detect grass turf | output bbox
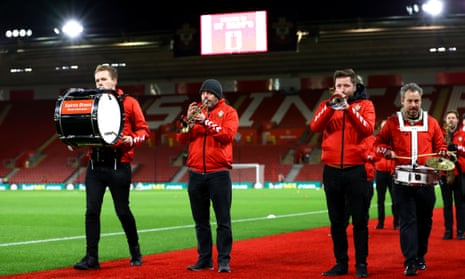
[0,187,444,276]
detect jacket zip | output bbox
[340,111,346,168]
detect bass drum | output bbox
[54,88,124,147]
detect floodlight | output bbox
[62,20,84,38]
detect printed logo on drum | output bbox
[61,100,94,114]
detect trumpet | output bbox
[179,100,208,133]
[328,91,348,110]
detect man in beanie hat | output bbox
[177,79,239,273]
[199,79,223,99]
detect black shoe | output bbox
[187,261,214,271]
[457,233,465,240]
[375,223,384,229]
[218,263,231,273]
[442,231,452,240]
[404,264,417,276]
[416,260,426,271]
[322,263,348,276]
[130,245,142,266]
[73,255,100,270]
[355,263,368,278]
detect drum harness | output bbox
[90,147,122,170]
[395,111,439,186]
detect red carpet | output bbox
[3,208,463,279]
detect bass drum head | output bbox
[96,93,123,145]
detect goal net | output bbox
[231,163,265,189]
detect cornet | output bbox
[179,99,208,133]
[328,90,348,110]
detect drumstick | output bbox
[418,151,456,157]
[392,155,411,160]
[417,153,439,158]
[392,154,435,160]
[393,151,456,160]
[104,131,118,136]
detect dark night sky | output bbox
[1,0,464,37]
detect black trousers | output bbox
[188,170,233,265]
[375,170,399,226]
[392,183,435,267]
[439,174,465,234]
[84,162,139,257]
[323,165,370,266]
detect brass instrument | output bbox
[443,122,457,183]
[179,100,208,133]
[328,90,348,110]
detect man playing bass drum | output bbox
[71,64,151,270]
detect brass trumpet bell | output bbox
[178,100,208,133]
[328,92,348,110]
[425,157,455,171]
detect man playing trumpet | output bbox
[177,79,239,273]
[311,69,375,278]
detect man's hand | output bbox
[438,149,448,158]
[376,147,394,159]
[121,135,134,146]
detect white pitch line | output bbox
[0,210,326,247]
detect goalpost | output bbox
[232,163,265,189]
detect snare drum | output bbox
[394,165,439,186]
[54,88,124,147]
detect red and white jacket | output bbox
[310,86,376,167]
[176,99,239,173]
[374,111,447,168]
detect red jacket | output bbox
[365,135,396,176]
[176,99,239,173]
[310,92,375,166]
[374,111,447,167]
[375,156,395,175]
[450,126,465,174]
[87,88,151,163]
[365,161,375,181]
[362,135,376,181]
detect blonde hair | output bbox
[94,64,118,80]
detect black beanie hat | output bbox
[199,79,223,99]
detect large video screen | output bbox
[201,10,268,55]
